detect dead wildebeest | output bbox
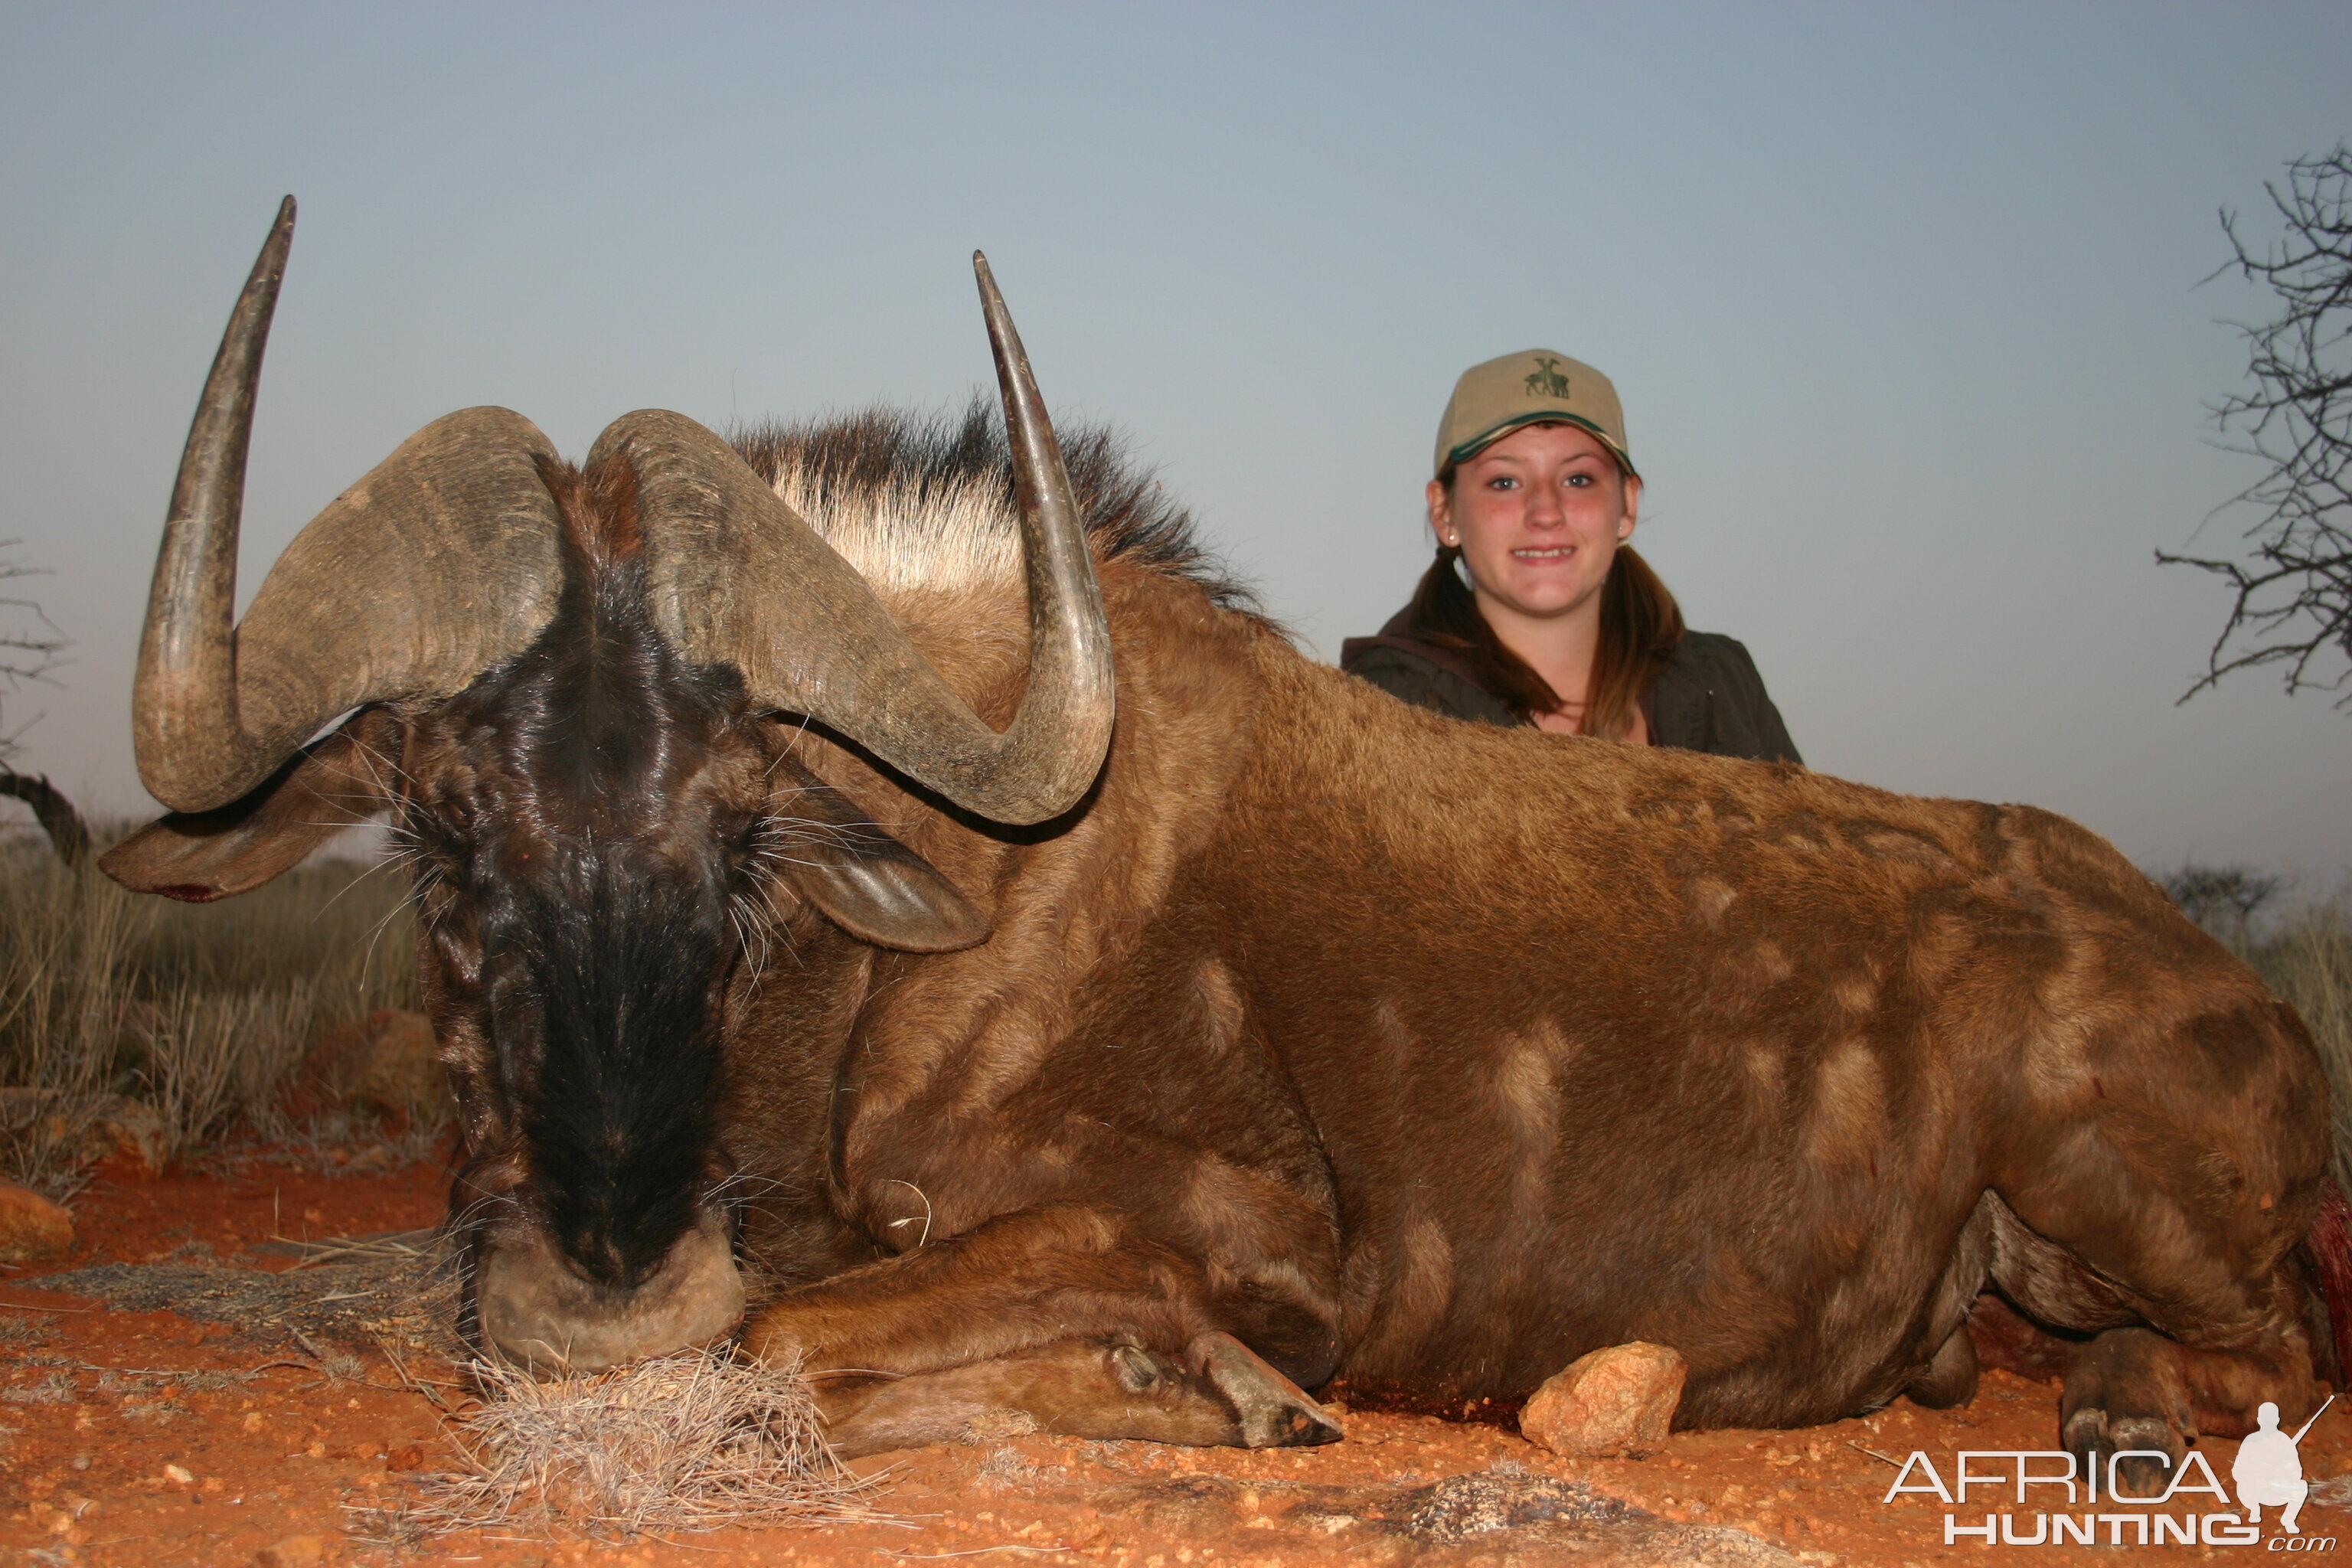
[104,200,2346,1484]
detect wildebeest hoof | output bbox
[1109,1340,1165,1393]
[810,1336,1333,1455]
[1186,1331,1344,1447]
[2105,1416,2187,1498]
[2063,1404,2186,1500]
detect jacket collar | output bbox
[1337,606,1492,690]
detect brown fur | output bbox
[106,417,2335,1467]
[731,536,2332,1462]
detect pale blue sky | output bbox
[3,2,2347,886]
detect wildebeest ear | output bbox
[98,715,397,903]
[768,758,991,952]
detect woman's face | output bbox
[1426,422,1641,624]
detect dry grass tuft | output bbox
[2253,900,2352,1192]
[410,1348,892,1540]
[135,983,319,1166]
[1,838,424,1191]
[0,1314,57,1348]
[0,851,147,1194]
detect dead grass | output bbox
[0,851,145,1194]
[0,1314,57,1349]
[134,983,319,1165]
[0,837,423,1191]
[2252,900,2352,1192]
[408,1348,893,1540]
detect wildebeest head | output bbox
[100,198,1116,1369]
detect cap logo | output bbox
[1524,356,1573,400]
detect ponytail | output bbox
[1583,544,1683,743]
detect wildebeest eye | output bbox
[728,818,785,886]
[394,805,475,892]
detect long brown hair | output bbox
[1404,485,1684,739]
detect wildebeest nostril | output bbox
[475,1210,743,1375]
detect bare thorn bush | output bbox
[2160,861,2287,954]
[414,1348,892,1540]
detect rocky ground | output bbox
[5,1156,2349,1566]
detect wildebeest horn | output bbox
[132,198,567,813]
[612,253,1116,826]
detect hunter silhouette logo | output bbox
[2237,1395,2331,1534]
[1525,356,1573,399]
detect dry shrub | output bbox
[136,983,318,1167]
[0,837,423,1187]
[0,853,145,1194]
[2254,900,2352,1192]
[413,1348,890,1540]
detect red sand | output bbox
[5,1156,2347,1566]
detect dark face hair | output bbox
[406,459,769,1289]
[98,397,1247,1308]
[374,410,1251,1293]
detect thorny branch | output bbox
[2161,146,2352,708]
[0,539,69,766]
[0,538,88,866]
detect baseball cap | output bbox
[1434,350,1637,479]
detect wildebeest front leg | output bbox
[1998,1212,2323,1492]
[1981,984,2332,1491]
[742,1203,1343,1451]
[2059,1293,2321,1496]
[1988,1160,2324,1493]
[812,1334,1338,1457]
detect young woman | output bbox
[1341,350,1799,762]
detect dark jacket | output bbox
[1339,610,1802,764]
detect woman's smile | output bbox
[1428,422,1638,626]
[1344,344,1798,758]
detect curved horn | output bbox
[133,200,567,813]
[619,254,1115,826]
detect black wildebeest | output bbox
[104,201,2344,1477]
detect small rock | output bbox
[254,1535,326,1568]
[163,1462,194,1485]
[0,1180,74,1262]
[306,1009,446,1116]
[1521,1341,1687,1459]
